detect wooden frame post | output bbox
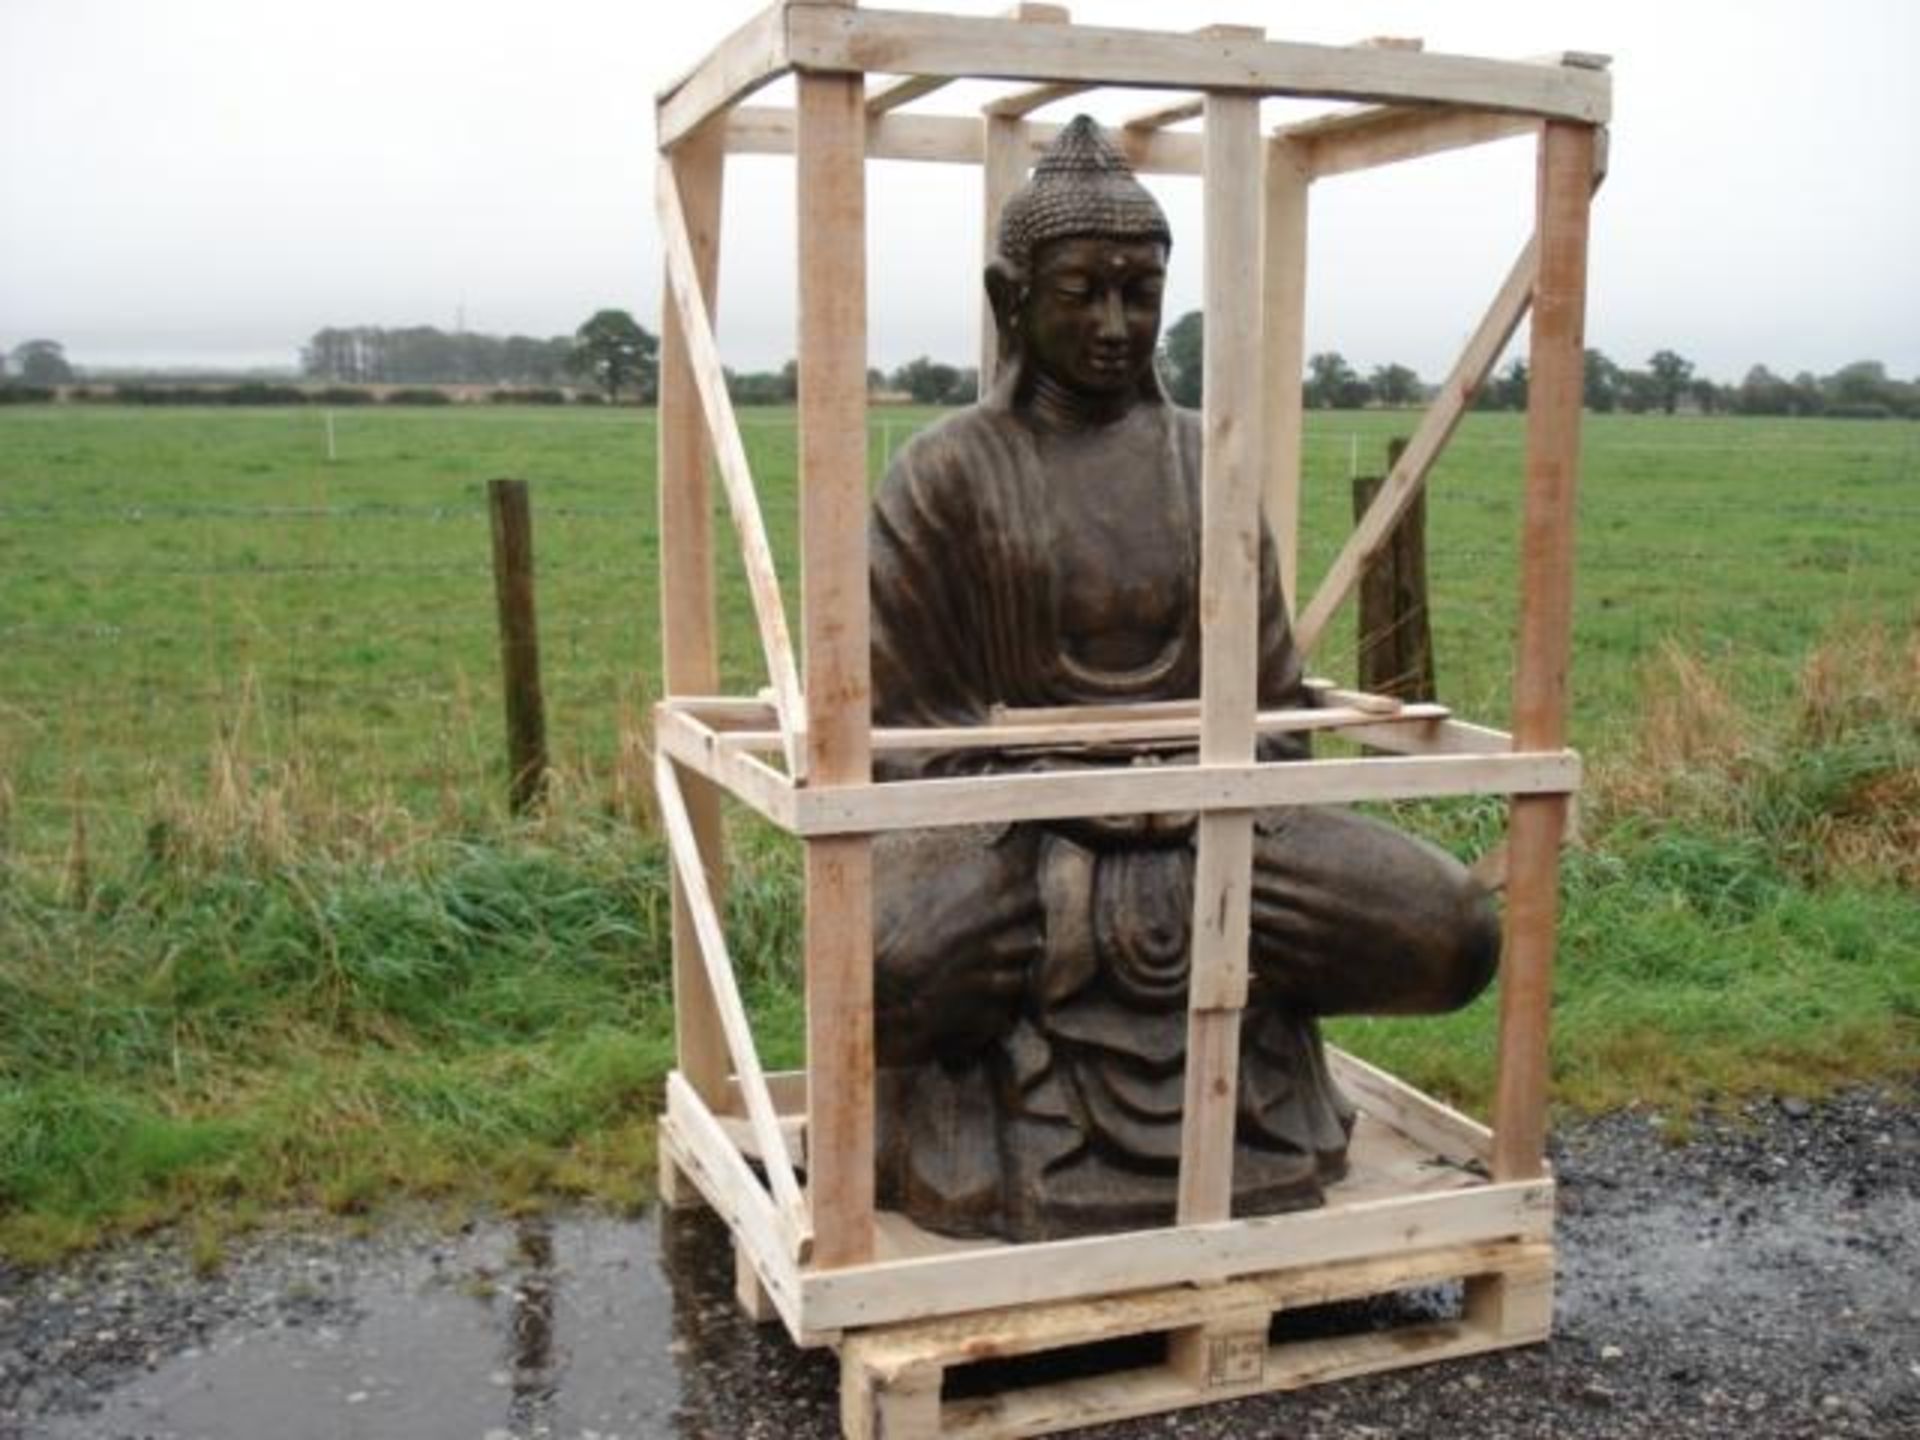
[1491,120,1594,1181]
[1176,91,1264,1226]
[657,117,731,1107]
[796,65,876,1269]
[1260,135,1310,617]
[979,113,1025,388]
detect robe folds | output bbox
[867,396,1500,1241]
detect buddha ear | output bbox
[983,260,1025,340]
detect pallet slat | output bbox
[843,1240,1554,1438]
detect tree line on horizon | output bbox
[7,313,1918,419]
[1156,311,1920,420]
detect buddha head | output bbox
[986,116,1172,407]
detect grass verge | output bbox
[1,627,1914,1259]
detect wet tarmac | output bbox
[31,1216,693,1440]
[8,1085,1918,1438]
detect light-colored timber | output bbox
[796,69,877,1269]
[654,753,809,1234]
[785,749,1581,836]
[780,8,1609,124]
[1493,119,1594,1182]
[658,1054,1550,1336]
[1178,90,1264,1223]
[1290,104,1539,179]
[841,1240,1553,1438]
[651,7,1602,1431]
[729,105,1207,172]
[1260,133,1309,614]
[657,120,732,1108]
[980,111,1027,384]
[707,699,1455,755]
[658,159,808,775]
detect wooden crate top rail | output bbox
[658,2,1611,150]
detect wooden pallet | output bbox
[840,1239,1553,1439]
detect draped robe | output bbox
[868,394,1499,1241]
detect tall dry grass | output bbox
[1596,622,1920,887]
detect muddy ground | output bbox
[4,1084,1915,1439]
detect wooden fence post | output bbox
[487,477,548,815]
[1352,435,1435,701]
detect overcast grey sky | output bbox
[4,0,1916,381]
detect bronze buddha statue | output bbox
[868,117,1499,1242]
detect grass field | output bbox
[1,403,1915,1258]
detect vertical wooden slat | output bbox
[1177,93,1264,1227]
[1491,120,1594,1182]
[1260,136,1309,616]
[658,119,731,1106]
[980,113,1027,387]
[797,69,875,1269]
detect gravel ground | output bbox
[4,1083,1915,1439]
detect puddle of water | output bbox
[44,1216,684,1440]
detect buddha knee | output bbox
[1427,873,1501,1013]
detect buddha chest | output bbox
[1032,413,1194,676]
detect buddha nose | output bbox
[1093,290,1126,341]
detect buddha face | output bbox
[1020,236,1168,397]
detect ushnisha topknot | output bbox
[996,115,1171,272]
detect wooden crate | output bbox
[651,3,1604,1432]
[840,1240,1553,1438]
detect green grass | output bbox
[1,403,1916,1256]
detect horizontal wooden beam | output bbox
[1327,1046,1491,1167]
[784,7,1610,123]
[790,750,1581,836]
[727,104,1203,172]
[1287,104,1540,180]
[864,73,951,114]
[982,79,1093,117]
[654,704,798,830]
[1122,94,1202,131]
[798,1172,1553,1331]
[710,700,1453,756]
[657,3,788,150]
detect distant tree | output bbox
[13,339,75,386]
[1688,377,1725,414]
[867,366,887,394]
[1823,359,1897,412]
[1790,371,1827,417]
[1736,364,1792,416]
[1646,349,1694,415]
[1475,357,1527,411]
[569,309,657,403]
[725,365,796,405]
[1306,351,1363,409]
[890,355,973,405]
[1160,310,1204,406]
[1616,369,1661,414]
[1583,348,1620,412]
[1368,362,1421,407]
